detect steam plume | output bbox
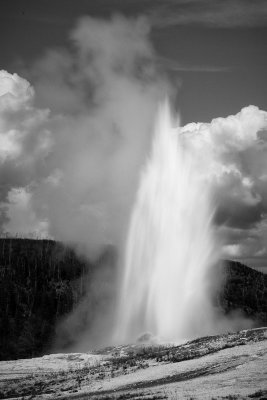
[0,16,168,257]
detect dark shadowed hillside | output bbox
[220,260,267,325]
[0,238,94,360]
[0,238,266,361]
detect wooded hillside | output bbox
[0,238,266,361]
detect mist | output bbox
[0,15,169,256]
[0,15,171,350]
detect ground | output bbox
[0,328,266,399]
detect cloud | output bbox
[0,70,52,194]
[2,188,48,238]
[221,217,267,269]
[149,0,267,28]
[157,56,232,73]
[181,105,267,267]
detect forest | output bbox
[0,238,266,361]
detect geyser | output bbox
[114,100,221,343]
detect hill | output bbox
[220,261,267,324]
[0,238,266,361]
[0,239,93,360]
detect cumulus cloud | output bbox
[0,70,51,199]
[2,188,48,238]
[181,105,267,267]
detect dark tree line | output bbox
[220,261,267,324]
[0,239,91,360]
[0,238,266,361]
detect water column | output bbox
[114,100,219,343]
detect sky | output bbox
[0,0,267,271]
[1,0,267,123]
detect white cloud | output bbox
[181,107,267,267]
[223,244,242,258]
[0,70,33,111]
[0,70,52,191]
[181,106,267,226]
[2,188,48,238]
[0,129,21,162]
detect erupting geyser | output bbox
[114,100,221,343]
